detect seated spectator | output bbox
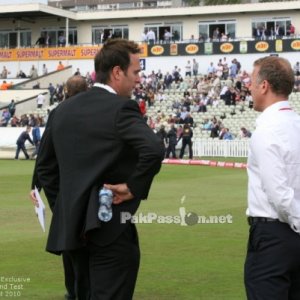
[211,120,222,138]
[167,114,177,124]
[240,127,252,138]
[179,107,188,123]
[198,100,207,112]
[17,70,27,78]
[0,81,12,90]
[220,128,233,140]
[203,118,213,130]
[0,109,11,127]
[10,115,20,127]
[33,82,40,89]
[57,61,65,71]
[223,87,237,106]
[183,113,194,127]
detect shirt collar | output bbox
[93,82,117,94]
[256,100,290,126]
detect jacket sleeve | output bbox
[115,100,164,200]
[36,110,59,211]
[31,162,41,190]
[27,133,34,145]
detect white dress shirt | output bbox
[146,30,155,41]
[247,101,300,233]
[93,82,116,94]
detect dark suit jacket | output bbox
[36,87,164,254]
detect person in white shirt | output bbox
[141,30,147,42]
[163,29,172,43]
[36,93,45,108]
[185,60,192,77]
[245,56,300,299]
[146,29,156,44]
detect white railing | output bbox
[0,128,249,158]
[193,139,249,158]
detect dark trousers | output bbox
[15,143,29,159]
[179,139,193,159]
[62,252,76,299]
[244,221,300,300]
[166,143,176,158]
[67,247,90,300]
[88,223,140,300]
[31,141,40,158]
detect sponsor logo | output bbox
[185,44,199,54]
[291,40,300,50]
[220,43,234,53]
[150,45,164,55]
[255,41,269,52]
[170,43,178,55]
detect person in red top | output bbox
[0,81,12,90]
[138,99,146,116]
[56,61,65,71]
[289,23,295,37]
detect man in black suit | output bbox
[36,39,164,300]
[30,75,88,300]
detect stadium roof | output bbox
[0,3,76,20]
[0,1,300,22]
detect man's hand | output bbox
[29,190,39,207]
[103,183,134,205]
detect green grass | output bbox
[0,159,248,300]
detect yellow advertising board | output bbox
[0,44,148,61]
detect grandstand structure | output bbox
[1,0,300,158]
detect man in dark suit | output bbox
[36,39,164,300]
[15,125,34,159]
[30,75,88,300]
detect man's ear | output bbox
[260,79,269,95]
[111,66,122,81]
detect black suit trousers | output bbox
[88,223,140,300]
[244,221,300,300]
[62,252,76,299]
[67,247,90,300]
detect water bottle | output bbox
[98,187,113,222]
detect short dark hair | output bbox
[66,75,88,97]
[254,56,294,97]
[94,38,141,84]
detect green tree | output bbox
[204,0,242,4]
[184,0,200,6]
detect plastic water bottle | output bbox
[98,187,113,222]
